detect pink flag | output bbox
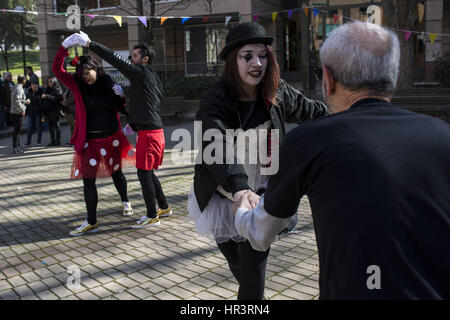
[253,14,259,22]
[0,9,6,13]
[404,31,413,42]
[87,14,95,19]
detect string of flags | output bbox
[0,5,447,45]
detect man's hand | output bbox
[25,99,31,105]
[78,31,91,47]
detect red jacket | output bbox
[51,45,88,153]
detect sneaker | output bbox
[36,143,41,146]
[156,206,172,218]
[122,202,134,217]
[25,142,31,147]
[130,216,160,229]
[69,220,99,236]
[17,147,24,153]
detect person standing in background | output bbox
[10,76,27,153]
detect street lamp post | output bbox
[14,6,27,78]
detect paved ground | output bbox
[0,121,319,300]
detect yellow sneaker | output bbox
[70,220,98,236]
[131,216,160,229]
[122,202,133,217]
[156,206,172,218]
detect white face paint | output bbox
[236,43,268,94]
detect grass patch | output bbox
[0,50,41,83]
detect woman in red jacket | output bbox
[52,35,136,236]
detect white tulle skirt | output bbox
[187,185,245,244]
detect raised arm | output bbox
[51,45,77,91]
[87,41,143,80]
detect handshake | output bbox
[62,31,91,49]
[232,189,260,215]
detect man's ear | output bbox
[323,66,336,96]
[142,56,149,64]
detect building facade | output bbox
[36,0,450,85]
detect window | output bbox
[54,0,120,12]
[184,24,234,75]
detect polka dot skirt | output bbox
[70,129,136,179]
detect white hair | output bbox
[319,22,400,96]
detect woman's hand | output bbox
[112,84,125,97]
[233,189,260,209]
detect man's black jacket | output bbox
[88,41,164,130]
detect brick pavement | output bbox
[0,122,319,300]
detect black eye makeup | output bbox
[239,52,267,63]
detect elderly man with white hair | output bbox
[233,22,450,299]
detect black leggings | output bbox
[11,113,23,148]
[217,239,270,300]
[83,170,128,225]
[137,169,168,218]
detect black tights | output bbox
[217,239,270,300]
[137,168,168,218]
[83,170,128,225]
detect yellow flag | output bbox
[113,16,122,27]
[429,33,437,44]
[418,3,424,23]
[161,17,168,25]
[272,12,278,22]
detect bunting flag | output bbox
[87,14,95,19]
[304,8,309,16]
[225,16,232,26]
[333,14,339,24]
[404,31,413,42]
[313,8,319,18]
[238,14,242,20]
[253,14,259,22]
[138,16,147,27]
[181,17,190,24]
[272,12,278,22]
[288,10,293,20]
[160,17,168,25]
[0,9,6,13]
[418,3,424,23]
[429,33,438,44]
[113,15,122,27]
[202,16,210,23]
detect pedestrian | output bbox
[10,75,27,154]
[25,66,40,89]
[188,22,329,300]
[25,80,43,146]
[0,73,6,129]
[62,86,76,145]
[68,31,172,229]
[41,76,63,146]
[52,35,137,236]
[3,72,15,127]
[233,22,450,299]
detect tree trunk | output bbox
[383,0,420,90]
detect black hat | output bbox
[219,22,274,60]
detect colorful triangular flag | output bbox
[404,31,413,42]
[87,14,95,19]
[161,17,168,25]
[202,16,210,23]
[253,14,259,22]
[429,33,438,44]
[138,16,147,27]
[418,3,424,23]
[1,9,6,13]
[272,12,278,22]
[333,14,339,24]
[113,16,122,27]
[288,10,293,20]
[238,14,242,21]
[225,16,232,26]
[181,17,190,24]
[313,8,319,18]
[304,8,309,16]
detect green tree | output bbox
[0,0,38,72]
